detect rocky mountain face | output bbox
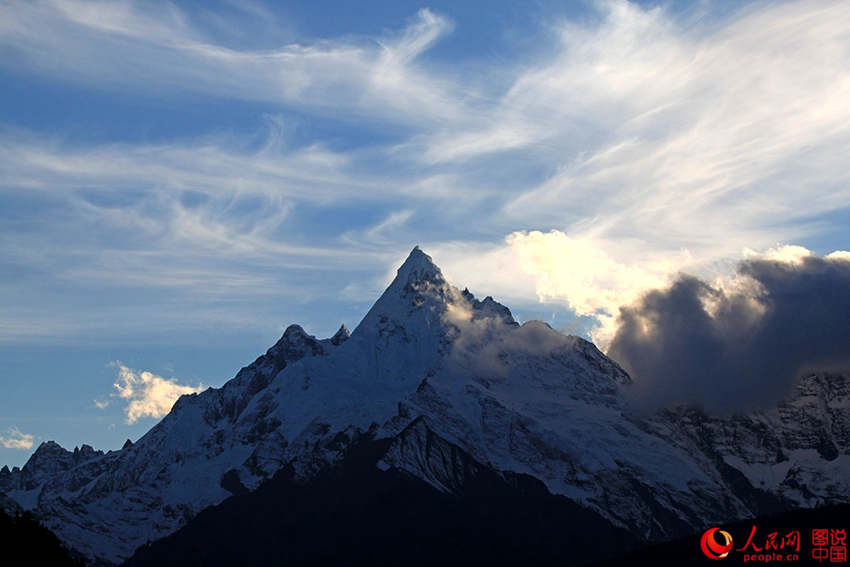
[650,371,850,509]
[1,247,848,564]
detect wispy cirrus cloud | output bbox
[1,0,850,353]
[427,0,850,343]
[0,1,462,127]
[0,123,364,203]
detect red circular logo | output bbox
[701,527,734,560]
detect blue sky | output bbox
[1,0,849,467]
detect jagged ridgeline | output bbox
[1,247,848,565]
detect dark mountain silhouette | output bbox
[123,429,639,567]
[0,507,85,566]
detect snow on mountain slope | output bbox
[1,247,848,564]
[0,322,348,562]
[650,371,850,509]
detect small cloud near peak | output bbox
[0,427,35,450]
[110,362,205,424]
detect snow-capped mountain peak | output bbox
[395,245,445,284]
[352,246,455,340]
[2,248,849,565]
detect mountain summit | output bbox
[1,248,849,564]
[395,245,443,281]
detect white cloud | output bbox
[93,398,110,409]
[1,1,850,349]
[424,1,850,346]
[0,427,35,450]
[506,230,694,347]
[746,244,813,266]
[432,231,693,348]
[0,126,366,204]
[111,362,205,424]
[340,209,415,248]
[0,2,462,127]
[366,210,414,240]
[0,124,396,301]
[491,1,850,249]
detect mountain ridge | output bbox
[1,247,848,564]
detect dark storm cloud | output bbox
[608,254,850,412]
